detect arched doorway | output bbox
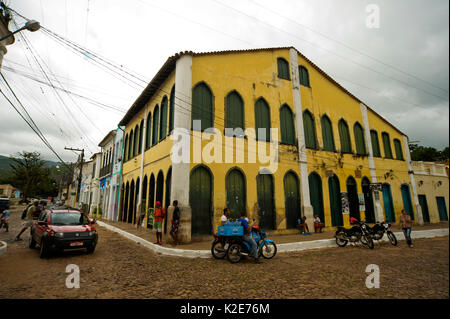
[284,171,301,229]
[134,177,140,224]
[382,183,395,222]
[189,165,213,236]
[328,175,343,226]
[123,182,129,222]
[128,180,135,224]
[309,172,325,224]
[418,195,430,223]
[226,168,247,220]
[156,171,164,207]
[362,177,375,223]
[401,184,414,220]
[142,176,148,216]
[164,167,172,234]
[346,176,360,221]
[257,173,276,230]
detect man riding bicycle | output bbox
[237,212,262,264]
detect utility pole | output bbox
[65,147,84,207]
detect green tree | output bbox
[409,144,449,162]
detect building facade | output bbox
[89,152,102,217]
[98,131,116,219]
[117,47,429,242]
[412,161,449,223]
[106,126,124,221]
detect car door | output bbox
[34,211,48,243]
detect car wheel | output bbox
[86,245,96,254]
[29,234,36,249]
[39,239,49,258]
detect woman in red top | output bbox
[153,201,165,245]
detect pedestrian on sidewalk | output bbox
[15,199,39,240]
[399,209,413,248]
[313,214,324,233]
[169,200,180,246]
[153,201,165,245]
[0,204,10,232]
[297,216,311,235]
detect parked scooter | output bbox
[226,224,277,263]
[364,221,397,245]
[334,217,374,249]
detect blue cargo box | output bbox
[217,225,243,236]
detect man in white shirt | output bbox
[221,208,230,225]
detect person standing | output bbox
[169,200,180,246]
[399,209,413,247]
[0,204,10,232]
[15,200,39,240]
[153,201,165,245]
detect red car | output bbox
[29,208,98,258]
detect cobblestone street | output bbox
[0,208,448,299]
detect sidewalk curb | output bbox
[0,241,7,257]
[97,221,449,258]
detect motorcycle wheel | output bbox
[259,241,277,259]
[335,232,348,247]
[362,234,374,249]
[226,243,242,263]
[211,240,226,259]
[387,231,398,246]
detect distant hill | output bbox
[0,155,60,175]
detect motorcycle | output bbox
[334,217,374,249]
[364,221,397,246]
[226,225,277,263]
[211,233,229,259]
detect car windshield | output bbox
[50,212,89,226]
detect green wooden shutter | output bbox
[128,130,133,160]
[284,172,301,229]
[226,169,246,220]
[418,195,430,222]
[169,86,175,134]
[257,174,275,230]
[303,111,317,149]
[394,139,404,160]
[145,112,151,149]
[255,98,271,141]
[139,120,144,153]
[382,132,393,158]
[152,106,159,146]
[338,120,352,153]
[280,105,295,145]
[401,184,414,220]
[160,97,168,141]
[277,58,290,80]
[192,83,213,131]
[225,91,244,133]
[190,166,213,235]
[299,66,310,87]
[134,125,139,157]
[321,116,335,151]
[354,123,366,155]
[124,134,129,161]
[308,172,325,223]
[436,197,448,221]
[382,184,396,222]
[328,175,343,226]
[370,130,381,157]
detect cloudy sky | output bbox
[0,0,448,163]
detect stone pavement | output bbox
[97,219,449,258]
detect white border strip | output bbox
[97,221,448,258]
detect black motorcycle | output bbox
[335,219,374,249]
[211,233,229,259]
[364,221,397,246]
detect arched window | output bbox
[133,124,139,157]
[277,57,290,80]
[321,115,335,151]
[354,122,366,155]
[299,66,310,87]
[152,105,159,146]
[280,104,295,145]
[370,130,381,157]
[338,119,352,153]
[123,133,129,162]
[160,96,168,141]
[382,132,393,159]
[192,82,213,132]
[145,112,151,149]
[128,129,133,160]
[394,138,404,160]
[169,85,175,134]
[138,119,144,154]
[303,110,317,149]
[255,98,271,141]
[225,91,244,135]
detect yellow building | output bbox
[118,47,430,242]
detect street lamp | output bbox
[0,20,40,41]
